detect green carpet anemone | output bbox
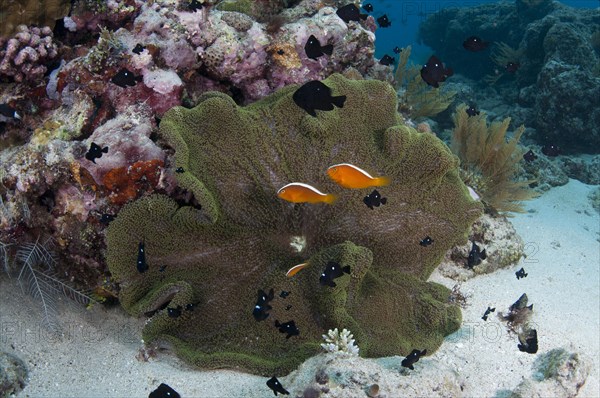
[106,74,482,375]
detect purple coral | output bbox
[175,6,379,101]
[80,105,165,186]
[0,25,58,84]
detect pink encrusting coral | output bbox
[141,69,183,114]
[80,104,165,186]
[0,25,58,84]
[175,5,378,100]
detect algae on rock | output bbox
[106,74,482,375]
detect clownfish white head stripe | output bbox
[277,182,327,196]
[328,163,374,179]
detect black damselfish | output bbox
[393,46,402,54]
[188,0,203,11]
[275,320,300,339]
[401,349,426,370]
[167,305,182,318]
[0,103,21,121]
[137,241,148,273]
[319,261,351,287]
[292,80,346,117]
[99,213,115,225]
[305,35,333,60]
[481,306,495,321]
[419,236,433,247]
[376,14,391,28]
[523,149,538,162]
[363,189,387,209]
[463,36,489,52]
[362,3,373,12]
[132,43,145,54]
[467,241,486,268]
[85,142,108,163]
[279,290,290,298]
[175,167,185,173]
[505,62,520,73]
[253,288,274,321]
[466,105,480,117]
[518,328,538,354]
[266,376,289,396]
[379,54,395,66]
[515,267,528,280]
[336,4,368,23]
[111,68,142,88]
[149,382,180,398]
[420,55,453,88]
[541,144,560,157]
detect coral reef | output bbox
[106,74,482,374]
[0,25,59,84]
[0,0,397,325]
[451,104,538,214]
[321,328,359,356]
[510,348,591,398]
[278,352,466,397]
[79,105,165,185]
[438,213,524,281]
[419,2,600,153]
[0,351,28,396]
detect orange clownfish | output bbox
[327,163,390,189]
[277,183,337,204]
[286,262,309,277]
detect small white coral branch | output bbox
[321,328,359,356]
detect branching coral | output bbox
[394,46,455,119]
[0,25,59,84]
[321,328,359,356]
[106,74,482,375]
[451,104,538,214]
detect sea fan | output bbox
[451,104,539,214]
[14,236,95,333]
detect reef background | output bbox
[1,0,599,395]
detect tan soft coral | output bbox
[451,104,538,214]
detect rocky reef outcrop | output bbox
[419,1,600,154]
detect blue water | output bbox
[370,0,598,61]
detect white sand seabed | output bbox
[1,179,598,397]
